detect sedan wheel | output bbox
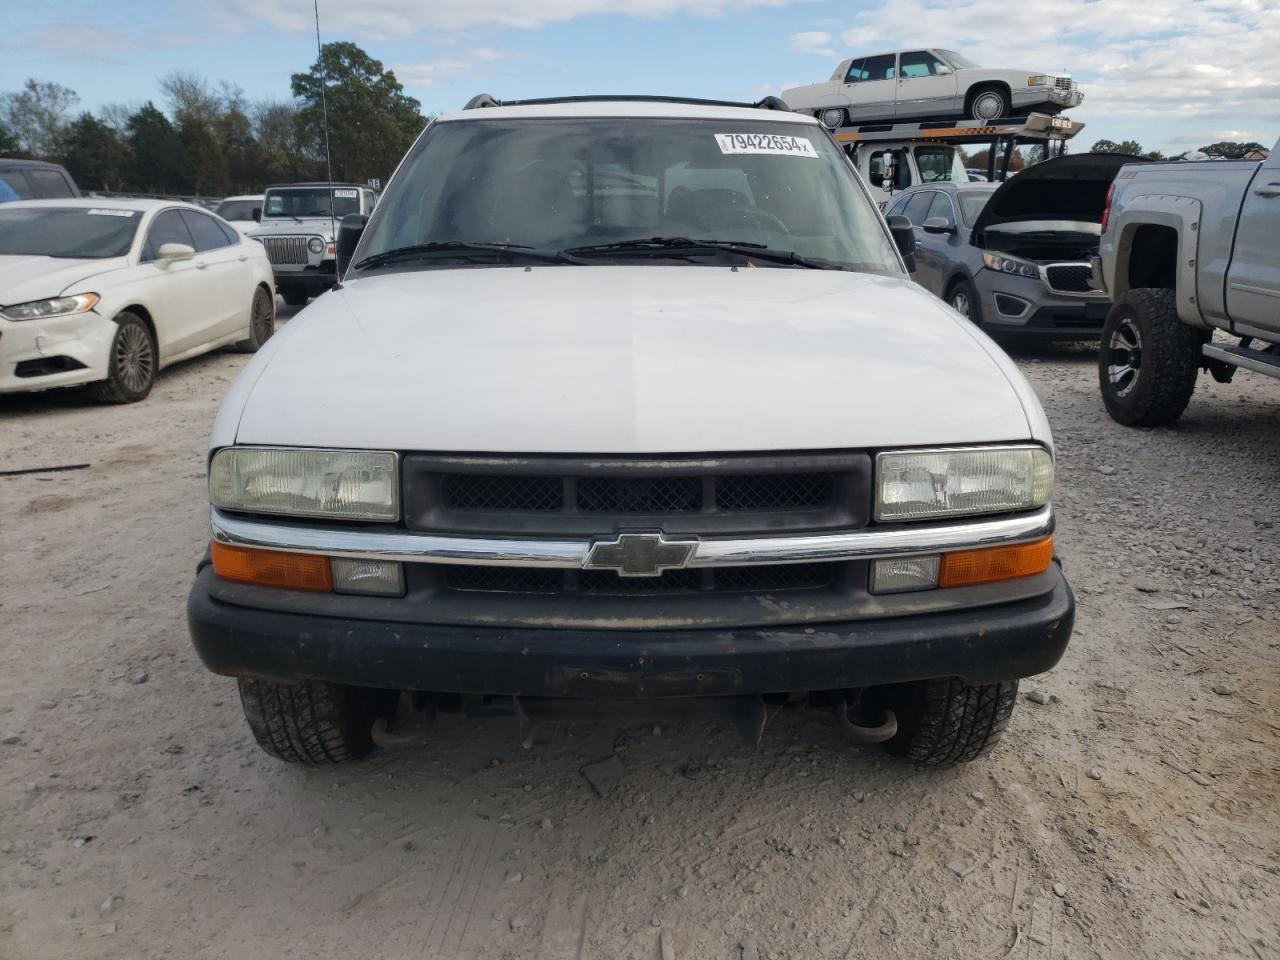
[91,312,156,404]
[237,286,276,353]
[970,89,1009,122]
[819,108,845,129]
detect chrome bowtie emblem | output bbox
[584,531,698,577]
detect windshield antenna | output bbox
[313,0,340,287]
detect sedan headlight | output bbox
[876,446,1053,522]
[983,252,1040,279]
[1,292,100,322]
[210,447,400,521]
[1027,74,1050,86]
[308,237,325,254]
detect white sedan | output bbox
[0,199,275,402]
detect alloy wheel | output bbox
[951,290,971,318]
[115,324,154,395]
[252,288,275,343]
[1106,314,1143,397]
[972,92,1004,121]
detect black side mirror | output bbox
[922,216,955,235]
[251,207,261,223]
[336,214,368,277]
[886,215,917,272]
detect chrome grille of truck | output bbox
[261,236,309,266]
[403,452,872,536]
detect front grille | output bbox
[405,453,872,537]
[441,562,834,595]
[261,236,309,266]
[1044,264,1094,294]
[1054,77,1074,92]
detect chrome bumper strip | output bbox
[211,506,1054,569]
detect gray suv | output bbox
[888,154,1144,337]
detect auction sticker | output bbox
[333,188,358,198]
[87,208,137,217]
[715,133,818,157]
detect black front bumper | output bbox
[187,564,1074,697]
[274,265,336,293]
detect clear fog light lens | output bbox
[877,446,1053,521]
[871,555,940,594]
[331,558,404,596]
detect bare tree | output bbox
[2,79,79,158]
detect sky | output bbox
[3,0,1278,155]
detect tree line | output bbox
[1088,138,1268,160]
[0,42,428,197]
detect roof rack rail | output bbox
[462,94,792,112]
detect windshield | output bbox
[356,117,901,274]
[937,49,980,69]
[0,206,141,258]
[216,199,259,221]
[958,191,992,225]
[915,146,961,183]
[263,187,360,219]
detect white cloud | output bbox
[790,0,1280,125]
[231,0,807,37]
[393,49,508,86]
[790,31,835,57]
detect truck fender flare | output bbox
[1108,194,1206,328]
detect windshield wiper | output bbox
[353,240,581,271]
[563,237,843,271]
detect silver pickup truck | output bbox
[1092,138,1280,425]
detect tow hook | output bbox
[833,692,898,744]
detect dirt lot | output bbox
[2,312,1278,960]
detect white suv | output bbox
[188,96,1074,769]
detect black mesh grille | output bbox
[440,563,834,595]
[1045,265,1093,293]
[578,476,703,513]
[716,473,834,510]
[443,474,563,511]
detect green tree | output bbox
[2,79,79,158]
[1198,140,1266,158]
[291,41,425,185]
[61,113,130,191]
[0,119,21,156]
[1090,138,1146,156]
[253,99,318,184]
[178,114,231,196]
[126,102,189,194]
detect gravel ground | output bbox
[2,313,1277,960]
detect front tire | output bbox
[879,678,1018,765]
[946,277,982,325]
[968,85,1011,122]
[237,678,390,764]
[818,107,846,129]
[1098,288,1201,427]
[91,312,156,404]
[235,285,275,353]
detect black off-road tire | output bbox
[1098,287,1201,427]
[91,312,156,404]
[235,285,275,353]
[880,678,1018,765]
[237,677,389,764]
[279,287,309,307]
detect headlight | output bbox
[1027,74,1050,86]
[983,252,1039,279]
[876,446,1053,522]
[209,447,400,521]
[1,292,100,322]
[308,238,325,254]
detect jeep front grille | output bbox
[261,236,309,266]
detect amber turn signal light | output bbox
[210,541,332,592]
[938,537,1054,589]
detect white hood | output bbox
[222,266,1040,453]
[0,255,124,304]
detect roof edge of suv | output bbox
[462,93,794,113]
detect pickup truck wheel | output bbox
[1099,288,1200,427]
[90,312,156,404]
[235,285,275,353]
[878,678,1018,765]
[280,288,309,307]
[968,86,1010,122]
[237,677,390,764]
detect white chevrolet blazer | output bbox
[188,96,1074,770]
